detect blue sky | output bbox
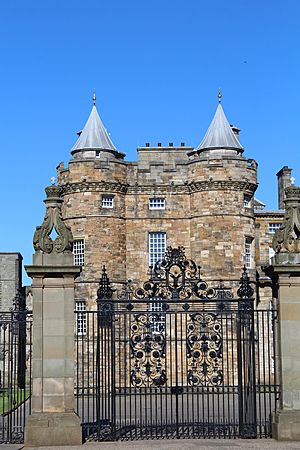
[0,0,299,283]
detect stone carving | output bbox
[62,181,128,195]
[272,186,300,253]
[189,180,257,193]
[33,185,73,253]
[60,179,257,196]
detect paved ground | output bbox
[2,440,300,450]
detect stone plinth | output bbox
[272,410,300,441]
[24,412,81,447]
[268,252,300,441]
[24,252,82,446]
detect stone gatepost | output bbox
[24,185,82,446]
[265,185,300,441]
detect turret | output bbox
[71,93,125,161]
[188,94,258,282]
[57,95,127,307]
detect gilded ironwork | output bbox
[130,313,166,387]
[187,312,223,386]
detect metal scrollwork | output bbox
[237,266,254,301]
[97,266,115,326]
[130,313,166,387]
[134,246,215,300]
[187,312,223,386]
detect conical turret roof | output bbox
[196,103,244,152]
[71,105,117,154]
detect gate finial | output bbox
[97,265,114,302]
[272,186,300,254]
[237,266,254,299]
[33,185,73,254]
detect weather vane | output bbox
[218,89,222,103]
[92,89,96,105]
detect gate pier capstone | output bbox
[24,185,82,446]
[265,185,300,441]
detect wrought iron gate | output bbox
[75,247,280,441]
[0,292,32,443]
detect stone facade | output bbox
[0,252,23,310]
[54,101,290,308]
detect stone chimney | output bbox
[230,125,240,140]
[276,166,292,210]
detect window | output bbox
[75,301,87,335]
[73,239,85,266]
[95,150,101,158]
[149,232,166,267]
[244,195,252,208]
[245,237,252,269]
[268,223,281,234]
[149,198,165,210]
[102,196,114,208]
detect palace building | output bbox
[56,96,290,310]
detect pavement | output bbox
[2,440,300,450]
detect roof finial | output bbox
[92,89,96,106]
[218,89,222,104]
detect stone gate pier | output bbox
[265,185,300,440]
[24,185,82,446]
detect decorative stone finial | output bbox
[33,185,73,254]
[218,89,222,103]
[272,186,300,254]
[92,89,96,105]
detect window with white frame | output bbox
[268,223,281,234]
[75,301,87,335]
[149,198,165,210]
[149,232,166,267]
[101,196,114,208]
[95,150,101,158]
[244,194,252,208]
[73,239,85,266]
[148,233,167,333]
[245,237,252,269]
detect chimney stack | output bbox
[230,125,240,139]
[277,166,292,210]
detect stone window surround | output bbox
[101,194,115,209]
[245,236,253,269]
[149,198,166,210]
[148,232,166,268]
[268,222,281,234]
[73,239,85,266]
[75,300,87,336]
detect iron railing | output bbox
[0,306,32,443]
[75,300,279,441]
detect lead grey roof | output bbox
[196,104,244,152]
[71,105,117,153]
